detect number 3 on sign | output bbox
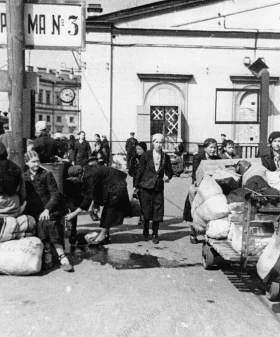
[68,16,79,36]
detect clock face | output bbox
[60,88,75,103]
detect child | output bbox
[24,150,73,272]
[220,140,239,159]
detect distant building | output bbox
[26,66,81,137]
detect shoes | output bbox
[190,235,198,244]
[152,235,159,244]
[59,254,74,272]
[74,246,84,257]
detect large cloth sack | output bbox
[0,215,36,243]
[257,228,280,281]
[206,217,231,239]
[191,177,230,232]
[0,237,43,275]
[266,171,280,190]
[191,176,223,217]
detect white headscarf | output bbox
[152,133,164,142]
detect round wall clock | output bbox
[60,88,75,103]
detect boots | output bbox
[143,219,150,241]
[152,221,159,244]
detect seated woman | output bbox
[183,138,221,244]
[24,150,73,272]
[65,156,131,245]
[261,131,280,171]
[0,142,32,242]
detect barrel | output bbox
[40,162,64,194]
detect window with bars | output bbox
[56,116,62,123]
[150,106,179,148]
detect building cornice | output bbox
[230,75,279,84]
[137,73,193,82]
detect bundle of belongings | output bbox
[191,158,280,281]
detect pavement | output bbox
[1,173,280,337]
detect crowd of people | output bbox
[1,119,280,275]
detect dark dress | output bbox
[261,147,277,172]
[24,167,66,246]
[101,139,110,165]
[73,140,91,166]
[79,166,131,229]
[134,150,173,222]
[128,154,143,185]
[33,135,60,163]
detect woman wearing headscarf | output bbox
[134,134,173,244]
[65,157,131,245]
[261,131,280,171]
[129,141,147,226]
[183,138,221,244]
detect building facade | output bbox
[27,67,81,137]
[81,0,280,153]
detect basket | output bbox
[40,163,64,194]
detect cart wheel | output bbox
[202,243,215,270]
[266,282,280,301]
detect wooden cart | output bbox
[202,194,280,301]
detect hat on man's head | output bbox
[268,131,280,144]
[130,132,135,136]
[101,135,107,138]
[54,132,62,139]
[0,141,8,160]
[24,150,39,163]
[35,121,47,133]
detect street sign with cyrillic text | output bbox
[0,1,85,50]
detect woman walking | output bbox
[134,134,173,244]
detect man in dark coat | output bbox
[33,121,60,163]
[125,132,138,169]
[73,131,91,166]
[65,157,131,245]
[101,135,110,165]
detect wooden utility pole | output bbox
[6,0,25,168]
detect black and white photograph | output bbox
[1,0,280,336]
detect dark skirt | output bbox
[37,217,65,248]
[139,187,164,222]
[100,189,131,230]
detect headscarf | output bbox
[152,133,164,142]
[137,141,147,151]
[68,165,83,177]
[24,150,39,163]
[35,121,47,133]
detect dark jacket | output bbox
[73,140,91,166]
[79,165,129,210]
[192,152,221,183]
[134,150,173,191]
[33,135,60,163]
[24,167,62,220]
[125,137,138,154]
[128,154,143,184]
[261,147,277,172]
